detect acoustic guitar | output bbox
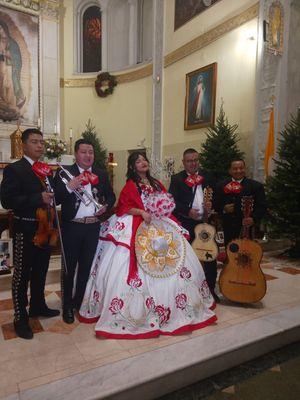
[219,196,266,303]
[192,187,218,262]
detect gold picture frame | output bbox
[184,62,217,130]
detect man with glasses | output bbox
[169,148,219,303]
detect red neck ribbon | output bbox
[185,174,204,188]
[79,170,99,186]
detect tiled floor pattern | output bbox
[0,250,299,399]
[158,341,300,400]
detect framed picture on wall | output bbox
[0,5,39,127]
[0,239,13,275]
[184,62,217,130]
[174,0,222,31]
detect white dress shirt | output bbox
[190,173,204,220]
[73,166,96,218]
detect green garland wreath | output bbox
[95,72,117,98]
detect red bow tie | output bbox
[223,181,243,194]
[32,161,52,179]
[79,170,99,185]
[185,174,204,188]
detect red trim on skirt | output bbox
[94,315,217,339]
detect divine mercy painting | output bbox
[184,63,217,130]
[0,6,39,125]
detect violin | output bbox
[32,162,58,250]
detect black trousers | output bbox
[61,221,100,310]
[180,216,218,294]
[12,220,51,323]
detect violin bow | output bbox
[44,176,68,276]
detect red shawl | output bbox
[115,179,179,284]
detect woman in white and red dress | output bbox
[78,152,217,339]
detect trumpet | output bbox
[57,164,105,213]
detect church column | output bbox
[128,0,138,66]
[151,0,164,177]
[99,0,109,71]
[40,0,61,135]
[253,0,300,181]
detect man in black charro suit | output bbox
[54,139,115,324]
[214,159,267,246]
[169,148,219,303]
[0,128,59,340]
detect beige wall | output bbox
[163,17,258,175]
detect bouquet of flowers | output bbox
[145,192,175,219]
[44,137,67,159]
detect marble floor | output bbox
[0,250,299,400]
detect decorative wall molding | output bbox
[0,0,39,13]
[40,0,60,21]
[0,0,60,19]
[61,64,153,88]
[60,3,259,88]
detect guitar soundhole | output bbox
[237,252,251,266]
[229,243,239,253]
[199,230,210,242]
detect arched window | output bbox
[82,6,102,72]
[75,0,107,73]
[74,0,152,74]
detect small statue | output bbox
[10,123,23,159]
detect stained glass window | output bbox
[83,6,101,73]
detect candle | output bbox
[54,123,57,134]
[69,128,73,138]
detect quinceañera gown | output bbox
[78,179,217,339]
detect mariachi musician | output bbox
[0,128,60,340]
[169,148,219,303]
[214,159,267,246]
[53,139,116,324]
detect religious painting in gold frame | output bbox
[0,5,39,126]
[184,62,217,131]
[268,1,284,55]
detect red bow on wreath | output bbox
[185,174,204,188]
[223,181,243,194]
[79,170,99,186]
[32,161,53,179]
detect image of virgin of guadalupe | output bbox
[0,19,26,122]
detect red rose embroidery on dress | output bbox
[109,297,124,315]
[129,277,142,288]
[200,280,210,299]
[180,267,192,279]
[114,221,125,231]
[146,297,155,311]
[93,290,100,303]
[175,293,187,310]
[155,305,171,326]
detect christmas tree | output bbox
[81,119,107,169]
[265,111,300,257]
[199,105,244,181]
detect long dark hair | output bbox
[126,151,161,190]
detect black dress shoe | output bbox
[14,321,33,340]
[63,308,74,324]
[29,307,60,318]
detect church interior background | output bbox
[0,0,300,399]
